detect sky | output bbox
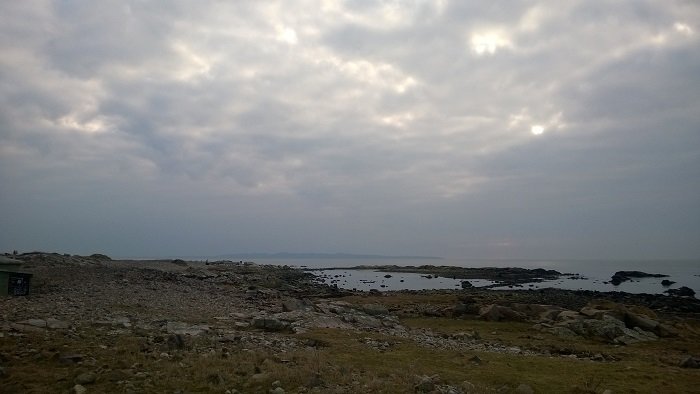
[1,1,699,259]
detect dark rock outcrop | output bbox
[665,286,696,297]
[610,271,668,285]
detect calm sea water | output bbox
[251,258,700,295]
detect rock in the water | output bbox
[611,271,668,285]
[665,286,695,297]
[661,279,675,287]
[75,372,96,385]
[461,280,473,288]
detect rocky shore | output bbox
[1,253,700,393]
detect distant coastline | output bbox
[115,252,444,261]
[209,252,444,260]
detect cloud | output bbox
[1,1,698,258]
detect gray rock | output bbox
[415,375,437,393]
[18,319,47,328]
[516,383,534,394]
[361,303,389,316]
[166,321,209,336]
[281,298,315,312]
[269,387,285,394]
[75,372,96,385]
[72,384,87,394]
[624,312,659,332]
[252,318,290,332]
[478,304,526,322]
[46,318,70,330]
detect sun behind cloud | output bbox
[531,125,545,135]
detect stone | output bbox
[679,356,700,368]
[18,319,47,328]
[72,384,87,394]
[415,375,437,393]
[661,279,675,286]
[281,298,315,312]
[515,383,535,394]
[167,334,186,350]
[75,372,96,385]
[478,304,526,322]
[46,318,70,330]
[461,280,473,288]
[59,354,85,364]
[166,321,209,336]
[269,388,285,394]
[252,318,290,332]
[360,304,389,316]
[665,286,695,297]
[453,330,480,340]
[249,372,269,383]
[624,312,659,332]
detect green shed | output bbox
[0,256,32,296]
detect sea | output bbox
[247,258,700,295]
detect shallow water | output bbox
[255,258,700,294]
[312,269,498,291]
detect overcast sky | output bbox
[1,1,699,259]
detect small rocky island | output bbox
[1,252,700,393]
[609,271,669,286]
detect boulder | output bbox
[680,356,700,368]
[511,303,565,321]
[75,372,96,385]
[515,384,534,394]
[665,286,695,297]
[166,321,209,336]
[360,304,389,316]
[252,318,290,332]
[46,318,70,330]
[479,305,526,322]
[452,303,479,317]
[281,298,316,312]
[624,312,659,332]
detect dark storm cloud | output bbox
[0,1,698,258]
